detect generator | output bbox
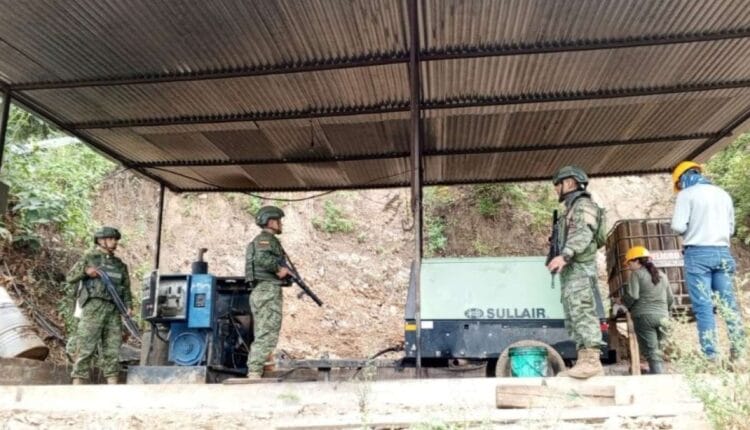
[130,249,253,383]
[404,257,613,373]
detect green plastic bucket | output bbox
[509,346,548,377]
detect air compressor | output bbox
[136,249,253,379]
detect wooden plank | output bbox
[626,312,641,375]
[496,384,617,409]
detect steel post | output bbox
[0,89,11,171]
[154,183,165,270]
[407,0,423,377]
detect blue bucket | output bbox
[509,346,548,377]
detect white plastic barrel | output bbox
[0,287,49,360]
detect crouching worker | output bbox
[623,246,673,374]
[67,227,132,385]
[245,206,291,379]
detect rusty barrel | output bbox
[605,219,690,314]
[0,287,48,360]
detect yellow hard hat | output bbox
[625,246,650,263]
[671,161,702,193]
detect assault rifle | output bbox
[277,255,324,307]
[546,209,560,289]
[97,269,142,341]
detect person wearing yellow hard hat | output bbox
[671,161,746,362]
[623,246,673,374]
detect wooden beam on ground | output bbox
[496,383,624,409]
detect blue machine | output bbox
[141,250,253,373]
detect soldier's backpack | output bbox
[593,204,607,249]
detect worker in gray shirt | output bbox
[671,161,745,362]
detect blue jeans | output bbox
[684,246,746,358]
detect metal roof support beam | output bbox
[128,132,718,168]
[0,89,11,171]
[688,104,750,161]
[7,91,173,190]
[11,27,750,91]
[407,0,423,378]
[70,79,750,130]
[154,183,166,270]
[175,167,670,193]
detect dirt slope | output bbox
[62,172,749,360]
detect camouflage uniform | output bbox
[67,248,131,379]
[624,268,673,365]
[245,229,285,374]
[556,190,605,350]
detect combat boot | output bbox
[567,348,604,379]
[106,376,119,385]
[648,359,664,375]
[71,378,85,385]
[557,349,582,377]
[246,371,262,380]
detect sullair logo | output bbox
[464,307,547,319]
[464,308,485,319]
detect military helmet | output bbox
[255,205,285,227]
[552,165,589,186]
[94,226,121,244]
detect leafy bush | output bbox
[312,200,354,234]
[0,105,115,245]
[664,275,750,429]
[245,196,263,216]
[707,133,750,245]
[424,215,447,256]
[423,187,456,256]
[471,183,557,231]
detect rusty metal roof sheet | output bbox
[2,0,750,191]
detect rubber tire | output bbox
[495,340,566,377]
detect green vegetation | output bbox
[425,216,448,255]
[472,238,492,256]
[471,183,557,231]
[664,275,750,430]
[707,133,750,245]
[0,105,115,247]
[423,187,456,256]
[312,200,355,233]
[245,196,263,216]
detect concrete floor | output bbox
[0,375,711,429]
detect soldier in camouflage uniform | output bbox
[245,206,290,379]
[67,227,132,385]
[547,166,606,379]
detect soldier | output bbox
[245,206,290,379]
[546,166,606,378]
[67,227,132,385]
[623,246,674,374]
[671,161,745,362]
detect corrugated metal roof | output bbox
[2,0,750,191]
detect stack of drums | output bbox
[605,219,690,314]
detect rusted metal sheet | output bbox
[1,1,750,191]
[0,288,48,361]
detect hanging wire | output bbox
[144,165,414,203]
